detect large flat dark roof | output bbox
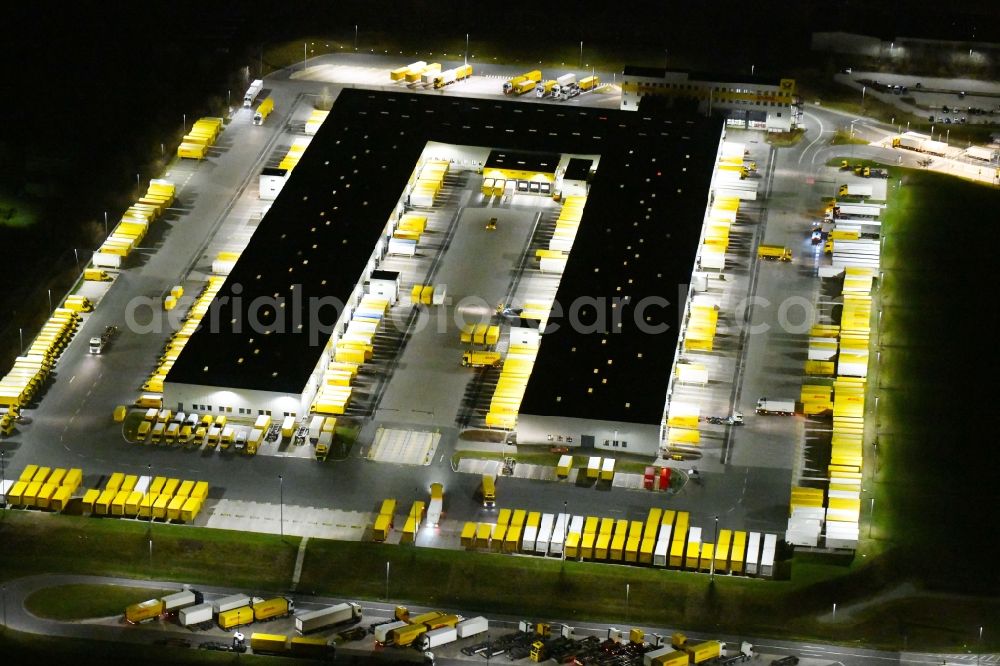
[167,89,720,419]
[519,121,719,425]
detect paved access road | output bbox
[4,572,982,666]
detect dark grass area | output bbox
[24,584,173,621]
[874,168,1000,592]
[0,512,298,591]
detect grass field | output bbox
[0,193,37,229]
[0,512,298,591]
[24,584,172,621]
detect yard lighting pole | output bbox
[74,248,79,270]
[869,497,875,537]
[136,173,141,198]
[711,516,719,582]
[563,501,568,561]
[147,464,153,568]
[182,113,186,134]
[47,289,52,313]
[978,626,983,665]
[579,41,583,69]
[18,328,23,351]
[465,33,469,65]
[625,583,630,622]
[104,211,109,237]
[303,43,307,70]
[278,474,284,538]
[832,603,837,620]
[354,25,358,51]
[946,129,950,145]
[385,560,390,600]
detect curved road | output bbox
[2,573,991,665]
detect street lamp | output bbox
[579,41,583,69]
[869,497,875,537]
[147,463,153,567]
[354,25,358,51]
[47,289,52,312]
[278,474,284,537]
[711,516,719,582]
[385,561,390,600]
[103,211,109,237]
[625,583,630,622]
[562,501,568,561]
[18,328,23,352]
[946,129,950,145]
[465,33,469,65]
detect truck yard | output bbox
[3,40,984,662]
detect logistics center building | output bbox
[620,67,802,132]
[163,89,723,456]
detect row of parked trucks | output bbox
[374,606,489,650]
[390,61,473,89]
[125,589,362,633]
[502,70,600,99]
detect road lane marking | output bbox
[68,375,76,383]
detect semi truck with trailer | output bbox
[757,245,792,261]
[552,73,576,96]
[125,598,164,624]
[252,596,294,622]
[417,626,458,650]
[427,483,444,527]
[295,601,362,634]
[503,70,542,94]
[244,80,264,107]
[161,589,202,614]
[461,351,501,367]
[837,184,874,198]
[253,97,274,125]
[755,398,796,416]
[89,325,118,354]
[578,75,600,92]
[536,80,558,97]
[178,602,213,627]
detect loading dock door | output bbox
[580,435,595,450]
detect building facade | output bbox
[620,67,802,132]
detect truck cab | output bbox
[89,325,118,354]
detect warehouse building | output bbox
[620,67,802,132]
[163,89,722,456]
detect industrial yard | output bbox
[2,5,1000,663]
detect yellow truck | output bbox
[757,245,792,261]
[462,350,501,368]
[503,70,541,94]
[218,606,254,630]
[578,75,600,92]
[253,97,274,125]
[125,598,164,624]
[253,596,294,621]
[480,474,496,507]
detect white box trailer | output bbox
[244,79,264,107]
[162,590,200,612]
[419,626,458,650]
[923,140,948,156]
[898,131,929,151]
[0,479,14,505]
[535,513,554,555]
[760,533,777,577]
[967,145,997,162]
[179,602,213,626]
[835,203,881,219]
[375,620,408,644]
[755,398,796,415]
[295,602,362,634]
[308,415,325,444]
[842,184,873,197]
[456,616,489,639]
[549,513,567,556]
[746,532,761,575]
[554,73,577,94]
[213,593,250,614]
[92,252,122,269]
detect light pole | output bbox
[562,501,568,561]
[103,211,109,237]
[303,43,307,70]
[625,583,630,622]
[465,33,469,65]
[47,289,52,312]
[946,128,950,145]
[977,625,983,665]
[182,113,186,134]
[278,474,284,538]
[711,516,719,581]
[869,497,875,537]
[136,173,141,198]
[18,328,23,351]
[861,85,866,108]
[579,41,583,69]
[73,248,79,271]
[354,25,358,51]
[147,463,153,567]
[832,602,837,620]
[385,560,390,600]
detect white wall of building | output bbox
[516,413,661,457]
[163,381,308,420]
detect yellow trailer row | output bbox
[141,276,225,404]
[305,109,329,136]
[80,473,208,522]
[96,179,175,265]
[177,117,223,160]
[400,501,425,543]
[458,323,500,346]
[4,465,83,511]
[313,295,389,416]
[1,309,80,410]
